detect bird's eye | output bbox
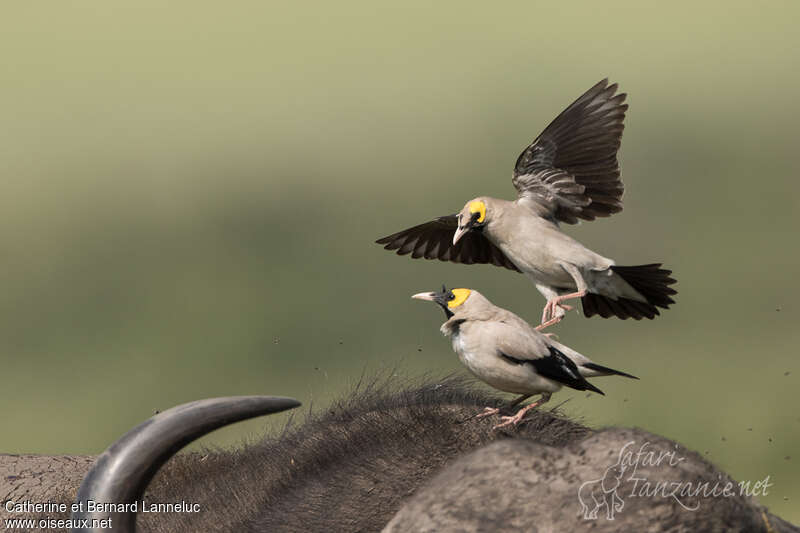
[446,291,455,300]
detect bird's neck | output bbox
[440,318,466,337]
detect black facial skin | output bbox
[457,211,483,232]
[432,284,456,318]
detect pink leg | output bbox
[476,394,531,420]
[535,315,561,331]
[476,407,500,419]
[539,290,587,327]
[537,301,574,330]
[492,393,552,429]
[540,300,571,324]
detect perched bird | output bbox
[378,79,677,329]
[412,286,638,428]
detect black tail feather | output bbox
[581,380,605,396]
[582,263,677,320]
[581,362,639,380]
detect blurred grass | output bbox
[1,0,798,523]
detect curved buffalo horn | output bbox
[70,395,301,533]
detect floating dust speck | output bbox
[273,337,280,344]
[776,307,781,312]
[785,371,791,376]
[721,436,726,442]
[747,428,753,431]
[417,347,423,352]
[623,398,628,403]
[338,340,344,345]
[768,437,773,443]
[585,393,592,398]
[785,456,791,461]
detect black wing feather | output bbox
[512,79,627,224]
[376,215,520,272]
[501,346,604,395]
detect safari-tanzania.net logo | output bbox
[577,440,772,521]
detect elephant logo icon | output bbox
[578,454,628,520]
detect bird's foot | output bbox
[539,293,583,328]
[492,402,539,430]
[535,318,559,332]
[540,300,569,326]
[536,310,565,331]
[476,407,501,419]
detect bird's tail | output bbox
[582,263,677,320]
[580,362,639,380]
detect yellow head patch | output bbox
[447,288,472,309]
[468,200,486,223]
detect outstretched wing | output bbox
[375,215,519,271]
[512,79,627,224]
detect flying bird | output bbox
[412,286,638,429]
[378,79,676,329]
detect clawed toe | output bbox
[492,414,523,430]
[476,407,500,419]
[491,398,545,430]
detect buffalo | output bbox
[2,377,796,532]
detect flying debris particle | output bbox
[784,371,791,376]
[585,393,592,398]
[721,436,726,442]
[314,367,320,371]
[338,340,344,345]
[776,306,781,312]
[417,347,423,352]
[273,337,280,344]
[768,437,773,443]
[623,398,628,403]
[785,456,791,461]
[747,427,753,431]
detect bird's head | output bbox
[452,198,488,245]
[412,285,472,319]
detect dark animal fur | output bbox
[19,376,795,533]
[30,376,587,532]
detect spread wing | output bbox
[512,78,627,224]
[375,215,519,271]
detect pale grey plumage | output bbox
[412,287,637,427]
[378,79,677,327]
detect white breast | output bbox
[451,331,560,396]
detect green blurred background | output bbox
[2,0,798,522]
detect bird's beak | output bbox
[411,292,437,301]
[452,225,469,245]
